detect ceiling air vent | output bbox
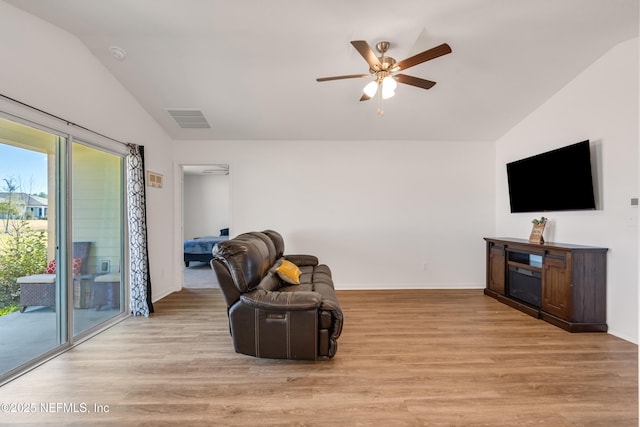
[166,109,211,129]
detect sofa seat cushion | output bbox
[298,264,332,287]
[278,263,336,304]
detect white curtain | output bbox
[126,144,153,316]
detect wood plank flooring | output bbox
[0,288,637,426]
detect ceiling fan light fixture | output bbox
[381,76,397,99]
[382,76,397,91]
[317,39,452,114]
[363,80,379,97]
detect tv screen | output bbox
[506,140,596,213]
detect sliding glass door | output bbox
[0,116,126,382]
[0,117,64,376]
[72,141,124,336]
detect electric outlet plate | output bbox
[100,260,110,273]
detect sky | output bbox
[0,144,49,195]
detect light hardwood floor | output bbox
[0,288,637,426]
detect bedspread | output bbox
[184,236,228,266]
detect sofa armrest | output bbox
[240,289,322,311]
[284,254,318,267]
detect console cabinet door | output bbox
[488,244,505,295]
[541,252,572,320]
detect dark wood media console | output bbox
[484,237,608,332]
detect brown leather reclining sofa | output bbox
[211,230,343,360]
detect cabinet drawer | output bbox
[544,251,567,267]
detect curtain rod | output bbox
[1,93,129,147]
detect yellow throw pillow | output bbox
[275,259,302,285]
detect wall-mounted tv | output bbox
[506,140,596,213]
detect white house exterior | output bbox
[0,192,48,219]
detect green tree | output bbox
[0,220,47,313]
[0,200,20,233]
[1,177,21,233]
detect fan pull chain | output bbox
[377,85,384,116]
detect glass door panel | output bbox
[71,142,124,336]
[0,118,64,376]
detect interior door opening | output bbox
[181,164,230,289]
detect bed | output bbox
[184,235,228,267]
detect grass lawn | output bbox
[0,220,48,246]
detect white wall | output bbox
[183,173,229,239]
[174,139,496,289]
[0,1,177,302]
[494,38,639,343]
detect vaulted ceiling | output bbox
[6,0,638,141]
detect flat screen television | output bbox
[506,140,596,213]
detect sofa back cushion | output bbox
[213,233,273,293]
[262,230,285,259]
[243,232,278,266]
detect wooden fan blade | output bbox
[351,40,382,70]
[396,74,437,90]
[360,93,371,101]
[394,43,452,71]
[316,74,370,82]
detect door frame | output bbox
[173,161,231,292]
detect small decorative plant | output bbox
[529,217,547,244]
[531,216,547,225]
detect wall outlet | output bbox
[100,260,110,273]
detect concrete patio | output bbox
[0,305,119,375]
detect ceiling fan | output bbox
[316,40,452,114]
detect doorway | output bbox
[181,164,230,288]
